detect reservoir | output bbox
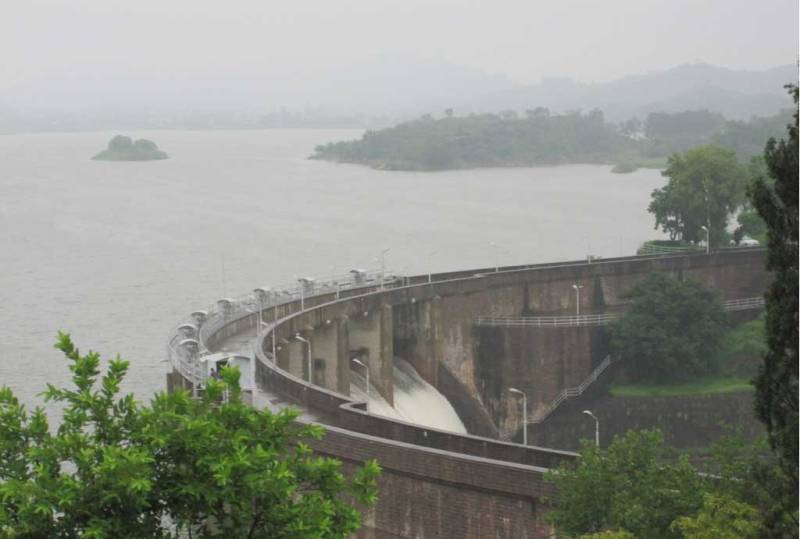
[0,129,665,411]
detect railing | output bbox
[723,297,765,311]
[477,297,765,328]
[499,355,617,440]
[477,313,617,328]
[531,355,615,424]
[637,243,705,256]
[166,269,403,386]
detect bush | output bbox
[610,273,727,383]
[0,333,379,537]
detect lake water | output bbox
[0,129,665,410]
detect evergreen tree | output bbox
[748,84,798,534]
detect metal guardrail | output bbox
[477,297,765,328]
[166,269,403,386]
[499,355,617,440]
[477,313,617,328]
[723,297,766,311]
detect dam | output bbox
[166,248,769,538]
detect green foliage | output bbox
[93,135,168,161]
[648,145,747,245]
[581,530,636,539]
[713,316,767,378]
[0,333,379,538]
[546,428,787,538]
[749,84,799,532]
[545,430,707,538]
[644,110,727,155]
[608,377,752,397]
[609,273,728,383]
[711,109,796,161]
[638,109,793,161]
[311,109,638,170]
[734,209,767,244]
[670,494,760,539]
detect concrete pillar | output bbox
[401,296,441,387]
[335,315,350,395]
[348,305,394,405]
[286,339,307,380]
[378,302,394,405]
[311,317,350,394]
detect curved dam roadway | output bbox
[166,248,769,539]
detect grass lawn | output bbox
[609,376,754,397]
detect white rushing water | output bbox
[0,129,665,412]
[350,358,467,434]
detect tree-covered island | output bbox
[93,135,169,161]
[310,107,792,172]
[312,109,638,170]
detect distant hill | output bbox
[463,63,796,121]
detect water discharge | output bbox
[350,358,467,433]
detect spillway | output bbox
[350,358,467,434]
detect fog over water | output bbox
[0,129,665,411]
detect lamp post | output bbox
[297,279,305,311]
[427,250,438,283]
[379,248,391,290]
[508,387,527,445]
[295,334,312,383]
[583,410,600,447]
[572,284,584,316]
[352,358,369,411]
[489,242,504,272]
[701,225,710,255]
[253,287,271,331]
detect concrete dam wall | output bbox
[166,248,770,538]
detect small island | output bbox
[93,135,169,161]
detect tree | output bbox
[648,145,747,246]
[545,430,707,538]
[581,531,635,539]
[670,494,760,539]
[749,84,799,534]
[0,333,379,537]
[609,273,728,383]
[108,134,133,151]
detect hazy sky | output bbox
[2,0,797,112]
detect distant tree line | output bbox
[310,106,793,172]
[312,109,638,170]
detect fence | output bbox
[477,297,765,328]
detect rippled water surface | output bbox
[0,129,665,409]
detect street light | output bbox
[488,242,509,273]
[572,284,584,316]
[582,410,600,447]
[379,248,391,290]
[508,387,527,445]
[700,225,710,255]
[351,358,369,412]
[295,334,312,382]
[427,250,438,283]
[297,279,305,311]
